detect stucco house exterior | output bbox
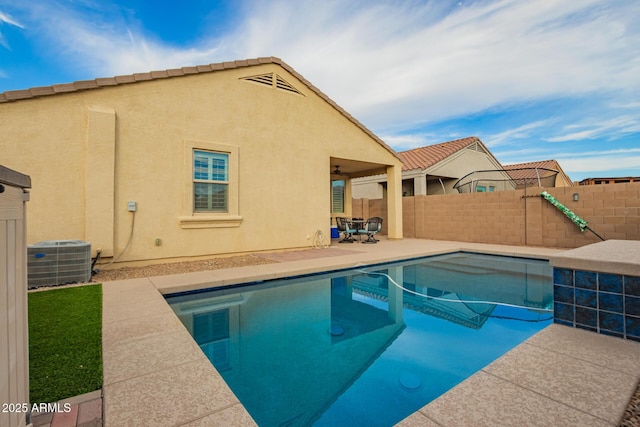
[352,136,506,198]
[0,57,403,264]
[579,176,639,185]
[504,160,574,188]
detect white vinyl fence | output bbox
[0,165,31,427]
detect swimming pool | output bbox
[167,252,553,426]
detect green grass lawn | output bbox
[28,284,102,403]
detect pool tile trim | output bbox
[552,268,640,341]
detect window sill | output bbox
[179,215,243,229]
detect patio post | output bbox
[386,164,403,239]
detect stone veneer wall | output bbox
[552,268,640,341]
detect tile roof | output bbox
[504,159,575,186]
[504,159,559,170]
[0,56,401,161]
[398,136,492,172]
[503,160,561,180]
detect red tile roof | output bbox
[398,136,495,172]
[0,56,401,161]
[504,159,574,186]
[504,160,559,180]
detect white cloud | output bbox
[546,116,640,142]
[7,2,222,77]
[0,10,23,28]
[11,0,640,131]
[550,147,640,178]
[5,0,640,183]
[378,131,456,151]
[556,147,640,158]
[217,0,640,129]
[0,9,24,78]
[0,10,24,49]
[379,134,431,151]
[560,155,640,173]
[485,120,552,147]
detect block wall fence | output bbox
[354,182,640,249]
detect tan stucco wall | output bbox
[555,171,573,187]
[351,174,386,199]
[352,144,505,198]
[1,64,401,262]
[425,148,507,194]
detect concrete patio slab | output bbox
[103,358,242,426]
[404,371,612,427]
[102,280,174,324]
[550,239,640,276]
[103,329,203,385]
[102,311,186,347]
[147,270,223,293]
[484,339,636,424]
[525,323,640,373]
[180,404,258,427]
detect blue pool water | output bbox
[166,252,553,426]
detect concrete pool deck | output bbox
[101,238,640,426]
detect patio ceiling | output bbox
[330,157,388,179]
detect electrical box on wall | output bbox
[127,201,137,212]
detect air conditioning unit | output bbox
[27,240,91,288]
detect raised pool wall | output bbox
[550,240,640,342]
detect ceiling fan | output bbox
[332,165,345,175]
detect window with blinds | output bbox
[332,180,345,213]
[194,150,229,212]
[193,309,231,371]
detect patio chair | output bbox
[357,217,383,243]
[336,217,357,243]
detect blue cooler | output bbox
[330,226,339,239]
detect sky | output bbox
[1,0,639,181]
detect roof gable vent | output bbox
[466,141,486,154]
[240,73,302,95]
[242,73,274,87]
[275,75,301,94]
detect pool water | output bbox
[167,252,553,426]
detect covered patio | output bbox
[329,156,402,240]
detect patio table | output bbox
[350,219,365,241]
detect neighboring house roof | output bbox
[0,56,401,162]
[398,136,500,172]
[504,159,574,186]
[579,176,640,185]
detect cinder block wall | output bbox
[355,182,640,248]
[352,199,388,235]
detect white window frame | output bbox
[193,150,229,213]
[179,140,242,228]
[332,179,345,213]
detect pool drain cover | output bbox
[328,324,345,336]
[399,372,422,391]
